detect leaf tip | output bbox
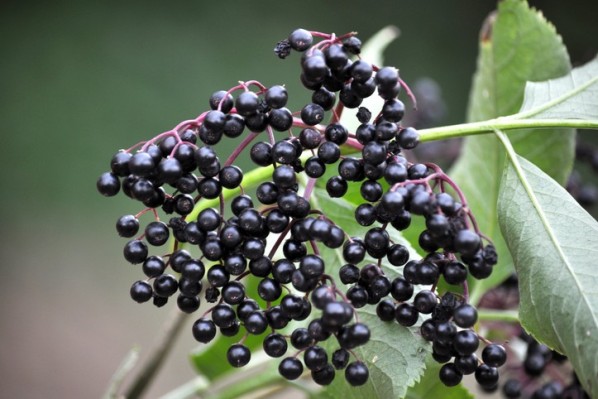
[480,10,497,44]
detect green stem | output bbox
[103,347,140,399]
[162,350,316,399]
[124,308,189,399]
[160,376,210,399]
[419,118,598,142]
[477,309,520,323]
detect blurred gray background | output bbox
[1,1,596,397]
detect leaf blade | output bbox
[497,147,598,398]
[449,0,574,304]
[404,358,474,399]
[516,56,598,120]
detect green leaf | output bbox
[515,55,598,120]
[497,140,598,398]
[404,358,474,399]
[449,0,574,304]
[312,190,430,399]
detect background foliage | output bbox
[1,1,597,397]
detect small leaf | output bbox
[449,0,574,304]
[312,189,430,399]
[516,55,598,120]
[497,149,598,398]
[404,358,474,399]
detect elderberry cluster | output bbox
[97,28,504,389]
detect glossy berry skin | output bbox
[304,345,328,371]
[453,304,478,328]
[289,28,313,51]
[244,311,268,335]
[211,304,237,328]
[454,229,482,256]
[397,127,419,149]
[227,344,251,368]
[453,330,480,356]
[345,361,369,386]
[145,221,170,246]
[123,240,148,264]
[269,108,293,131]
[301,103,325,126]
[312,364,335,386]
[209,90,234,113]
[279,357,304,380]
[177,295,200,313]
[143,256,166,277]
[235,91,259,116]
[192,319,217,343]
[97,172,120,196]
[443,261,468,285]
[439,363,463,387]
[153,274,178,297]
[475,364,499,388]
[265,85,288,109]
[413,290,437,314]
[263,333,288,358]
[258,278,282,301]
[390,277,414,301]
[110,151,132,176]
[329,349,349,371]
[395,303,419,327]
[455,354,479,375]
[482,344,507,367]
[130,281,152,303]
[116,215,139,237]
[326,176,348,198]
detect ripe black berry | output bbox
[227,344,251,368]
[145,221,170,246]
[482,344,507,367]
[257,277,282,301]
[475,364,499,388]
[301,103,325,126]
[153,274,178,297]
[439,363,463,387]
[453,304,478,328]
[289,28,313,51]
[116,215,139,238]
[124,240,148,264]
[192,319,217,343]
[263,333,288,358]
[265,85,288,109]
[345,361,369,386]
[279,357,304,380]
[97,172,121,196]
[130,281,152,303]
[395,303,419,326]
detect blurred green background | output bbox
[1,1,596,397]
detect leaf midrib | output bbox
[497,132,598,342]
